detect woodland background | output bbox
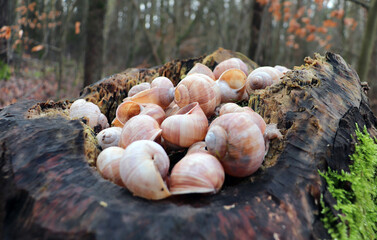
[0,0,376,113]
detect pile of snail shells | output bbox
[71,58,287,200]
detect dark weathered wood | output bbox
[0,49,376,240]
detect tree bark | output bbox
[0,0,9,62]
[83,0,106,87]
[1,49,376,240]
[248,1,264,60]
[357,0,377,83]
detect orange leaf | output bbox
[306,24,317,33]
[28,2,37,12]
[330,9,344,19]
[31,45,44,52]
[326,35,332,41]
[316,27,328,34]
[75,21,81,34]
[301,17,310,24]
[323,19,337,28]
[294,7,305,19]
[325,44,332,50]
[306,33,315,42]
[0,26,11,40]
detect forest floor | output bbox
[0,60,81,108]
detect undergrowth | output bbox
[319,125,377,240]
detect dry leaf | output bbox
[223,204,235,210]
[31,45,44,52]
[75,21,81,35]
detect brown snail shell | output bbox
[118,115,162,149]
[187,63,216,80]
[119,140,171,200]
[161,102,208,148]
[213,58,248,79]
[174,73,221,117]
[205,112,265,177]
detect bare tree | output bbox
[84,0,106,87]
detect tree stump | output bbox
[0,49,376,240]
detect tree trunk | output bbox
[357,0,377,83]
[1,49,376,240]
[83,0,106,87]
[248,1,264,60]
[0,0,8,63]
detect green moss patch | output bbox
[319,125,377,239]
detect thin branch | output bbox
[131,0,162,65]
[345,0,370,10]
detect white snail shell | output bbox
[187,63,216,80]
[96,127,122,149]
[151,76,174,89]
[246,66,283,94]
[118,115,162,149]
[205,112,265,177]
[161,102,208,148]
[169,150,225,195]
[96,146,125,186]
[128,82,151,97]
[69,99,108,129]
[274,65,290,73]
[216,69,247,103]
[119,140,171,200]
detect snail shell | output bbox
[187,63,216,80]
[115,101,165,127]
[125,87,174,109]
[205,112,265,177]
[169,150,225,195]
[219,103,266,134]
[128,82,151,97]
[165,102,180,117]
[69,99,108,129]
[216,69,247,103]
[213,58,249,79]
[161,102,208,148]
[274,65,290,73]
[96,127,122,149]
[151,76,174,89]
[96,146,125,186]
[118,115,162,149]
[246,66,283,93]
[119,140,171,200]
[186,141,208,155]
[174,73,221,117]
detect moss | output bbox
[319,125,377,239]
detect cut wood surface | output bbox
[0,49,376,240]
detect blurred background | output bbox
[0,0,376,113]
